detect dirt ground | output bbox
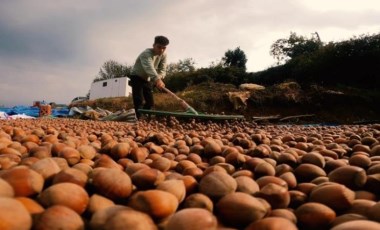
[175,82,380,125]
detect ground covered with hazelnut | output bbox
[0,118,380,230]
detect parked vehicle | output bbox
[71,96,88,103]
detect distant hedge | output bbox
[248,33,380,88]
[164,66,247,92]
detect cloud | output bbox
[0,0,379,106]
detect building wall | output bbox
[89,77,132,100]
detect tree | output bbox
[93,60,133,83]
[270,32,323,64]
[222,47,247,71]
[209,59,223,68]
[166,58,196,76]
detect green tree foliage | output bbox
[165,49,250,92]
[298,33,380,87]
[251,32,380,89]
[165,65,249,92]
[270,32,322,64]
[222,47,247,71]
[166,58,196,75]
[164,58,197,91]
[93,60,132,83]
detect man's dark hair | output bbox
[154,36,169,46]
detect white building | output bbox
[89,77,132,100]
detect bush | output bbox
[165,66,250,92]
[250,33,380,89]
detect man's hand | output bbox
[155,79,165,89]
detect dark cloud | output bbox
[0,0,159,63]
[0,21,82,64]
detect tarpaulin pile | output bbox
[68,106,137,122]
[0,106,70,119]
[0,105,136,122]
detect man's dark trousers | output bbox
[129,75,154,118]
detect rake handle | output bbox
[161,87,182,101]
[161,87,198,114]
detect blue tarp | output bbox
[0,106,70,118]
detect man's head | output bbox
[153,35,169,55]
[154,36,169,46]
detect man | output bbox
[129,35,169,118]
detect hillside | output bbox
[70,82,380,124]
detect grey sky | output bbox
[1,0,379,106]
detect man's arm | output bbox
[139,52,166,89]
[140,52,160,80]
[156,54,167,78]
[155,55,167,89]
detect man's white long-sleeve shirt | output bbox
[131,48,167,82]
